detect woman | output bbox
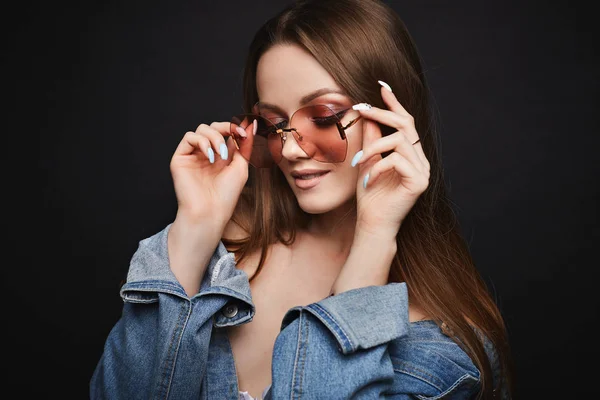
[91,0,513,398]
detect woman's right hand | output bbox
[170,121,251,229]
[168,120,256,296]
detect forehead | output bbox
[256,44,344,111]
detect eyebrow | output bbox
[257,87,348,112]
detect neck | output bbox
[304,198,357,256]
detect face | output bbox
[255,44,363,214]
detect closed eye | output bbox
[259,116,287,132]
[311,110,348,126]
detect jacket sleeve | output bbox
[89,224,254,400]
[266,283,410,399]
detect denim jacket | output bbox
[90,224,501,399]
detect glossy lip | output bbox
[290,169,331,178]
[290,169,331,190]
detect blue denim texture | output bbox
[90,224,502,399]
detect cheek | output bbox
[335,157,360,187]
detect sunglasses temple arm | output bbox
[337,116,361,139]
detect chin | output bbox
[284,170,358,215]
[296,198,338,215]
[293,187,354,215]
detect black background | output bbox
[7,0,598,398]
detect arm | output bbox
[90,225,255,400]
[330,228,397,294]
[168,213,224,296]
[91,121,251,398]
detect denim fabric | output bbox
[90,224,502,399]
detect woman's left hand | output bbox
[351,83,431,238]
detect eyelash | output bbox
[269,109,348,131]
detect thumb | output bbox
[226,136,250,179]
[227,135,247,165]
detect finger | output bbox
[175,131,215,163]
[228,117,257,162]
[365,152,427,192]
[376,83,430,170]
[209,121,232,136]
[195,123,229,161]
[354,105,418,144]
[228,135,250,173]
[354,103,429,172]
[377,82,410,116]
[354,130,423,171]
[359,119,382,160]
[412,140,431,176]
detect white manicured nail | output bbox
[253,119,258,136]
[236,126,247,137]
[378,80,392,92]
[220,143,228,160]
[352,103,372,111]
[351,150,363,167]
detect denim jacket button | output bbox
[223,303,239,318]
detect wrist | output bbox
[175,207,228,229]
[169,216,220,257]
[330,229,397,295]
[354,221,400,244]
[176,203,233,232]
[169,215,225,297]
[352,229,398,265]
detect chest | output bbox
[225,243,343,397]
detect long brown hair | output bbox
[223,0,514,397]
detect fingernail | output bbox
[352,103,372,111]
[219,143,228,160]
[363,173,370,189]
[207,147,215,164]
[378,80,392,92]
[253,119,258,136]
[235,126,247,138]
[351,150,363,167]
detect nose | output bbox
[280,129,309,161]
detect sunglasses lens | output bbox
[230,114,280,168]
[232,105,354,167]
[291,105,348,163]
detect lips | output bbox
[290,169,330,179]
[290,169,331,190]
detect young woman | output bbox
[91,0,514,398]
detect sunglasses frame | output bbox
[262,103,361,143]
[231,103,362,167]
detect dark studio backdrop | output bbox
[7,0,598,398]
